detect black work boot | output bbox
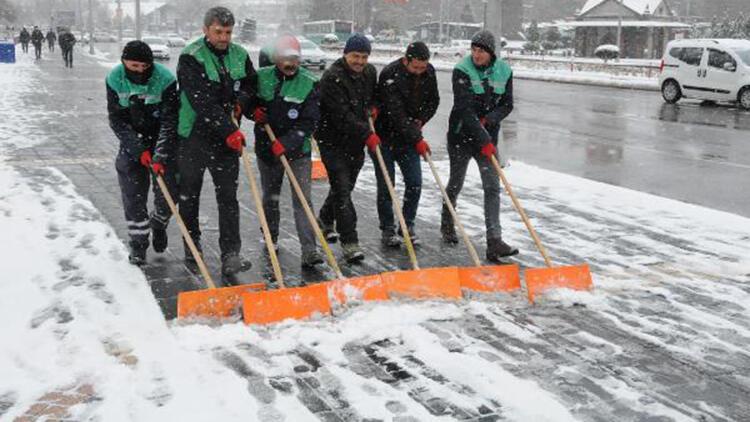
[152,227,168,253]
[398,227,421,247]
[319,219,339,243]
[381,229,401,248]
[301,249,324,268]
[184,240,203,272]
[222,252,252,276]
[486,238,519,263]
[342,243,364,263]
[128,244,147,266]
[441,222,459,245]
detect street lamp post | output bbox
[483,0,488,30]
[135,0,141,40]
[87,0,94,54]
[116,0,122,42]
[616,0,623,57]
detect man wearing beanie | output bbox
[374,41,439,247]
[253,34,324,268]
[441,29,518,262]
[316,33,378,263]
[176,6,259,282]
[105,40,179,265]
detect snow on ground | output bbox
[2,51,750,421]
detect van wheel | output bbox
[738,87,750,110]
[662,80,682,104]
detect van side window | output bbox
[669,47,682,59]
[708,48,737,71]
[679,47,704,66]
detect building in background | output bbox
[567,0,689,59]
[484,0,525,40]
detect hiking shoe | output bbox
[398,227,421,247]
[441,224,459,245]
[381,229,401,248]
[222,253,252,276]
[342,243,364,263]
[128,247,147,266]
[486,238,519,262]
[319,220,339,243]
[184,241,203,271]
[152,228,167,253]
[301,250,324,268]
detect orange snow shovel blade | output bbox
[177,283,267,319]
[382,267,462,300]
[311,160,327,180]
[524,264,593,303]
[459,264,521,293]
[242,282,332,325]
[329,274,388,305]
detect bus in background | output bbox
[302,20,353,45]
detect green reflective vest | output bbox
[106,62,175,107]
[454,55,512,95]
[177,38,249,138]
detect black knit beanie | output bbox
[471,30,496,57]
[121,40,153,64]
[405,41,430,61]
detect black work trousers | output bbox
[318,147,365,245]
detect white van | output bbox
[659,38,750,109]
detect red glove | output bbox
[139,150,152,168]
[480,142,497,158]
[365,132,381,152]
[226,130,245,152]
[370,106,379,121]
[253,107,268,125]
[271,140,286,157]
[151,162,165,176]
[415,139,430,156]
[479,116,488,127]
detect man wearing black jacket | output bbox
[31,26,44,59]
[176,7,258,280]
[59,29,76,68]
[46,29,56,52]
[19,27,30,53]
[106,41,179,265]
[441,30,518,262]
[373,42,439,247]
[315,34,379,263]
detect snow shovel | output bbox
[423,152,521,293]
[489,155,592,303]
[369,118,462,300]
[151,172,264,320]
[241,126,336,325]
[310,136,328,180]
[241,125,386,325]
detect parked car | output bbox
[142,36,170,60]
[166,36,186,47]
[433,39,472,59]
[299,38,327,70]
[659,38,750,110]
[94,31,117,42]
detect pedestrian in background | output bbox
[18,27,29,53]
[31,26,44,59]
[46,28,57,52]
[59,28,76,68]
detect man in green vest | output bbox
[177,6,259,282]
[441,30,518,263]
[253,34,324,269]
[105,41,179,265]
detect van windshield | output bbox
[731,48,750,66]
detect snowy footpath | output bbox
[1,55,749,421]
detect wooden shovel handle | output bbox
[489,155,553,267]
[368,117,419,270]
[240,149,286,288]
[154,173,216,289]
[264,124,343,279]
[424,153,482,267]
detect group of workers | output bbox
[105,6,518,285]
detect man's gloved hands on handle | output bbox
[253,107,268,125]
[415,139,430,156]
[365,132,381,152]
[226,130,246,153]
[480,142,496,159]
[271,140,286,157]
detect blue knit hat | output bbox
[344,33,371,55]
